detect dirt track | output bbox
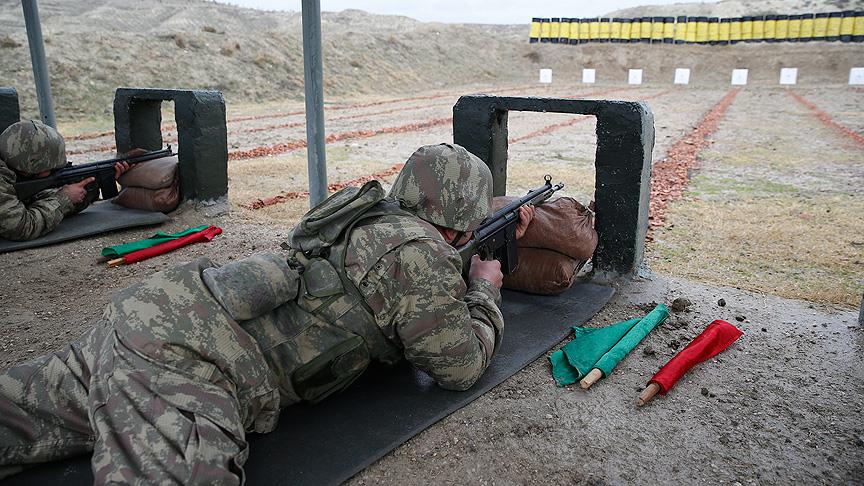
[2,82,863,483]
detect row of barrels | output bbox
[529,11,864,44]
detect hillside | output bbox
[0,0,526,119]
[1,0,861,120]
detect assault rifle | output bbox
[457,175,564,275]
[14,146,174,201]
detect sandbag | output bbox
[117,155,179,189]
[113,184,179,213]
[503,247,584,295]
[113,155,180,212]
[492,196,597,260]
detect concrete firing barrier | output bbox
[113,88,228,202]
[529,10,864,44]
[453,95,654,278]
[0,88,20,134]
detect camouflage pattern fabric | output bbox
[389,143,493,232]
[0,121,81,241]
[0,258,280,484]
[0,120,67,174]
[0,147,504,480]
[344,212,503,390]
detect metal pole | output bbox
[22,0,56,128]
[301,0,328,206]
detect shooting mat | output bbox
[0,201,167,253]
[5,282,614,485]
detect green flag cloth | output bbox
[548,304,669,387]
[548,318,642,386]
[549,349,580,387]
[101,225,210,258]
[594,304,669,377]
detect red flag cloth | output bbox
[122,226,222,265]
[649,319,743,394]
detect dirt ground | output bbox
[1,81,862,483]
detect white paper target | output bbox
[539,69,553,84]
[849,68,864,85]
[731,69,748,86]
[582,69,596,84]
[628,69,643,85]
[674,68,691,85]
[779,68,797,85]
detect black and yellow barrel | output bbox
[651,16,664,43]
[800,13,815,41]
[840,10,855,41]
[764,15,777,42]
[530,17,541,43]
[588,17,600,42]
[580,18,591,43]
[610,18,622,42]
[854,11,864,42]
[558,18,570,43]
[550,17,561,43]
[685,16,697,43]
[741,16,754,42]
[674,16,687,43]
[775,14,789,42]
[719,18,731,44]
[813,12,829,40]
[752,15,765,42]
[787,14,802,41]
[598,17,611,42]
[663,16,675,43]
[730,17,742,43]
[708,17,720,44]
[640,17,653,42]
[620,18,632,43]
[826,11,842,41]
[696,16,709,43]
[540,18,551,42]
[629,17,641,42]
[569,18,580,44]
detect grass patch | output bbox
[689,175,799,198]
[648,194,864,307]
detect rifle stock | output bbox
[14,146,173,201]
[458,175,564,276]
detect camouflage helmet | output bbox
[389,143,493,232]
[0,120,67,174]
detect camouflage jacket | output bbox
[0,157,77,241]
[205,203,504,412]
[344,211,504,391]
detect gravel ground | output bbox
[2,83,862,484]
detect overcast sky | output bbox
[216,1,714,24]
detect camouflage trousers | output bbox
[0,260,282,485]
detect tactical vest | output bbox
[205,181,436,406]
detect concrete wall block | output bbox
[453,95,654,278]
[113,88,228,201]
[0,88,21,135]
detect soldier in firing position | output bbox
[0,120,129,241]
[0,143,534,483]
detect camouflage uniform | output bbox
[0,120,88,241]
[0,143,504,483]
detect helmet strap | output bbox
[448,230,465,246]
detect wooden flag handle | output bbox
[107,257,126,268]
[637,383,661,406]
[579,368,603,389]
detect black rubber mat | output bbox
[3,282,614,485]
[0,201,167,253]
